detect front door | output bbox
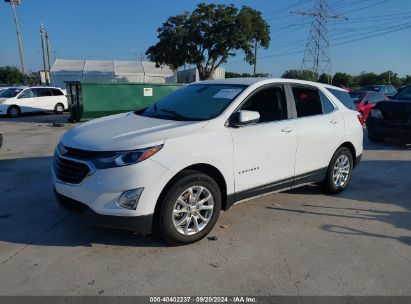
[229,85,297,198]
[16,88,40,113]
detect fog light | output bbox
[118,188,144,210]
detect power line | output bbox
[293,0,347,80]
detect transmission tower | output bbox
[292,0,347,81]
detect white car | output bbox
[53,78,363,245]
[0,86,67,117]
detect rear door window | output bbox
[50,88,64,96]
[291,85,323,117]
[34,88,53,97]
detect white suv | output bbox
[0,86,67,117]
[53,78,363,245]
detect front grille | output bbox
[54,154,91,184]
[64,146,101,160]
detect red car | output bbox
[349,91,388,124]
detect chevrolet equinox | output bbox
[53,78,363,245]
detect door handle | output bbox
[330,119,338,125]
[281,127,294,133]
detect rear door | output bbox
[229,84,297,196]
[287,84,345,183]
[50,88,67,109]
[34,88,55,110]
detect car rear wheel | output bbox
[54,103,64,114]
[7,105,21,118]
[322,147,353,193]
[156,170,221,245]
[368,134,385,143]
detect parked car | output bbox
[360,85,397,99]
[349,91,388,123]
[366,85,411,142]
[53,78,363,245]
[0,87,9,93]
[0,86,67,118]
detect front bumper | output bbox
[367,118,411,139]
[55,190,153,234]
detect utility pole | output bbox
[45,31,52,77]
[292,0,347,83]
[5,0,25,75]
[40,24,49,85]
[253,39,257,77]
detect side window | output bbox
[50,88,64,96]
[35,88,53,97]
[319,91,335,114]
[326,88,356,110]
[18,89,36,99]
[291,86,323,117]
[239,86,287,123]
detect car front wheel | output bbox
[156,170,221,245]
[7,105,21,118]
[322,147,353,193]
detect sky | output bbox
[1,0,411,77]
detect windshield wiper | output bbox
[160,108,189,120]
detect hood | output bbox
[62,112,208,151]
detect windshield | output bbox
[0,88,23,98]
[349,92,365,103]
[395,86,411,100]
[140,84,247,121]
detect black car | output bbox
[366,85,411,142]
[361,85,398,99]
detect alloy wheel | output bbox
[333,154,350,187]
[172,186,214,236]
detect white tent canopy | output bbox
[50,59,176,88]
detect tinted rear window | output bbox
[50,88,64,96]
[35,88,53,97]
[326,88,356,110]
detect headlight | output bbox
[370,109,383,119]
[93,145,163,169]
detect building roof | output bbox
[50,59,174,77]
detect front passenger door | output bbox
[229,84,297,196]
[17,89,39,113]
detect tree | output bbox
[377,71,401,88]
[332,72,353,87]
[0,66,23,84]
[146,3,270,80]
[355,72,379,87]
[318,73,332,84]
[281,69,318,81]
[401,75,411,86]
[226,71,270,78]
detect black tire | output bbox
[368,133,385,143]
[322,147,354,194]
[155,170,221,245]
[54,103,64,114]
[7,105,21,118]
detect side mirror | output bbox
[231,110,260,127]
[363,99,369,105]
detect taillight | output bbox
[357,112,364,125]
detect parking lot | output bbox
[0,115,410,296]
